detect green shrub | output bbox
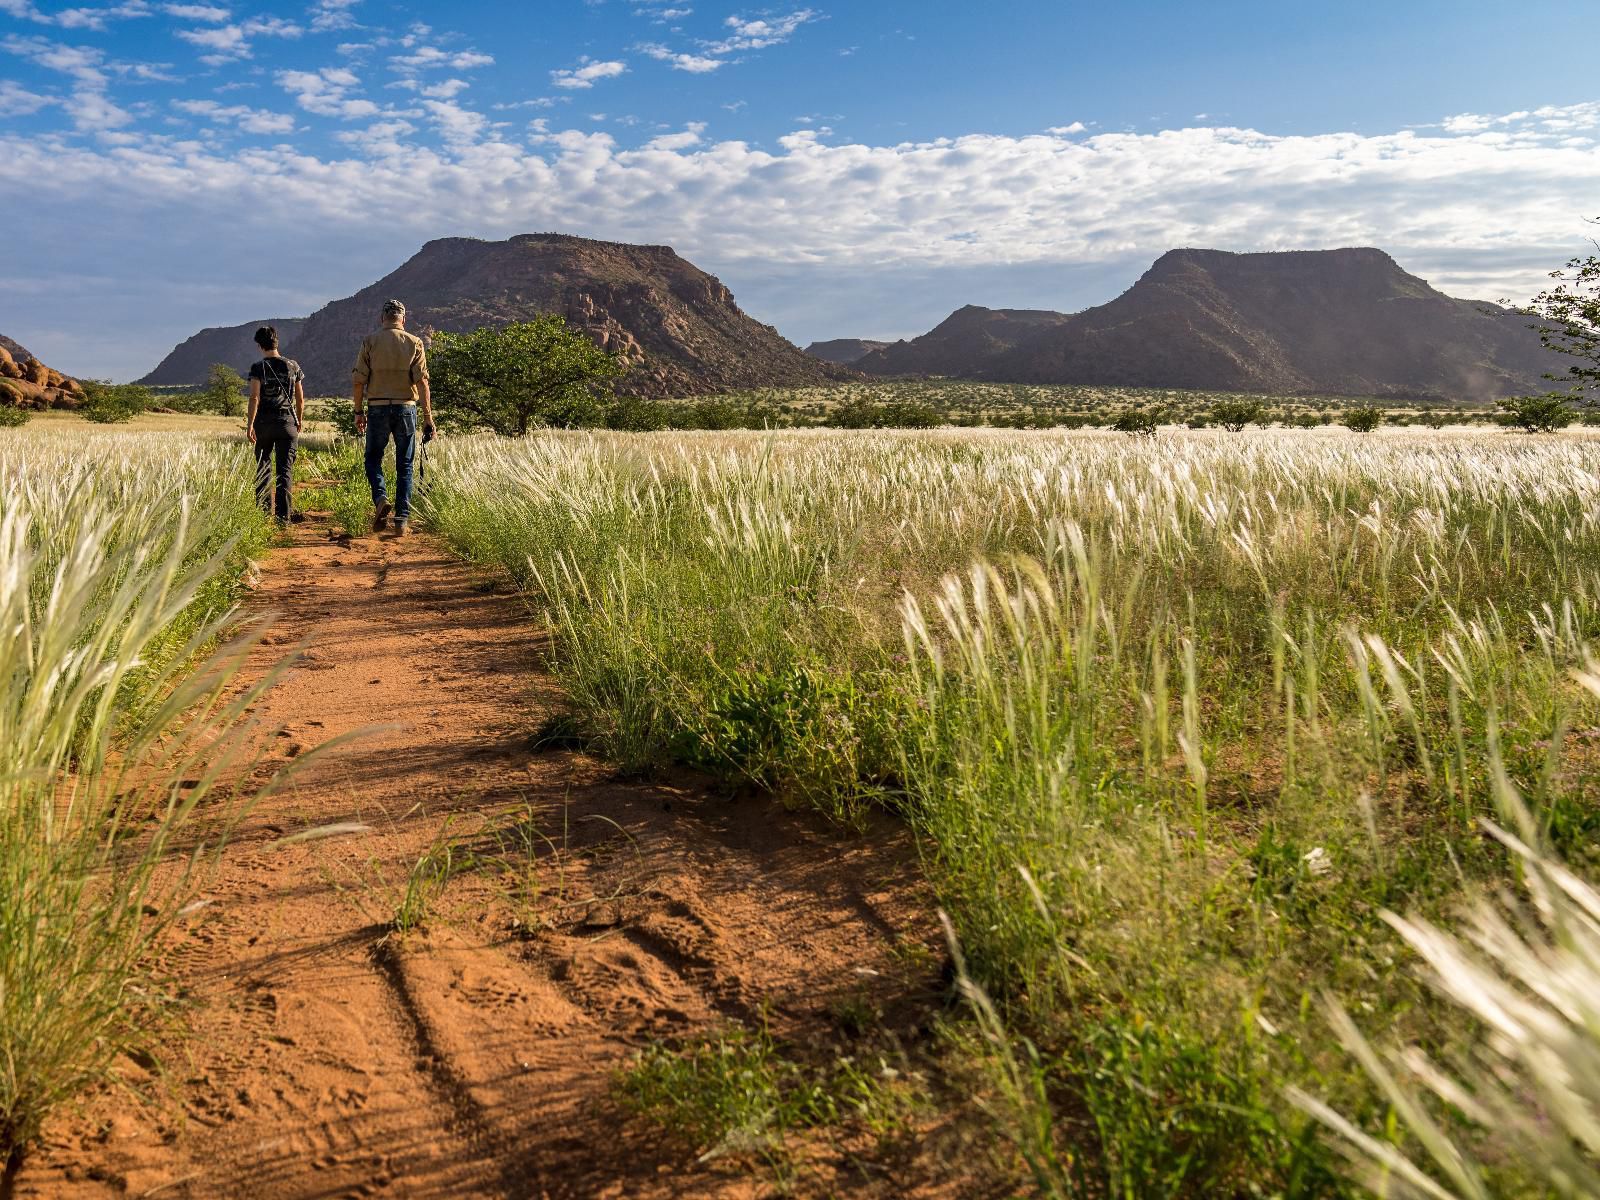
[1341,406,1383,433]
[77,380,154,424]
[200,363,246,417]
[1111,409,1161,436]
[605,395,672,432]
[1210,398,1266,432]
[1497,391,1576,433]
[0,403,28,427]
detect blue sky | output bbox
[2,0,1598,379]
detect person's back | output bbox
[352,299,434,536]
[355,326,426,405]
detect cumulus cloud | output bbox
[637,43,722,73]
[707,9,819,54]
[0,78,54,115]
[175,16,302,65]
[162,3,228,20]
[6,102,1600,376]
[276,65,382,118]
[173,97,295,134]
[551,58,627,89]
[309,0,360,33]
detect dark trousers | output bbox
[254,419,298,520]
[364,404,417,521]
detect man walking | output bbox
[352,299,436,535]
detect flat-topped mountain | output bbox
[141,318,308,387]
[855,306,1074,377]
[856,249,1550,401]
[804,338,890,364]
[144,234,851,398]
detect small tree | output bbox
[1498,392,1575,433]
[201,363,246,417]
[429,316,624,436]
[1210,398,1266,432]
[1341,406,1384,433]
[78,381,153,424]
[1111,409,1162,436]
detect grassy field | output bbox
[421,425,1600,1196]
[5,411,1599,1194]
[0,424,277,1172]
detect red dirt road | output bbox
[18,516,981,1199]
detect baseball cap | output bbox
[381,299,406,319]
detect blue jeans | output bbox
[365,404,417,521]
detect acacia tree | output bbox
[429,316,624,436]
[1517,251,1600,402]
[201,363,246,417]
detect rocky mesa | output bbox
[144,234,853,398]
[856,248,1550,401]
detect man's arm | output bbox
[352,338,370,434]
[294,378,306,428]
[420,380,434,435]
[246,377,260,443]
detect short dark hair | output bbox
[254,325,278,351]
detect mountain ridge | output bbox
[857,248,1549,400]
[143,234,851,397]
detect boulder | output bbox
[23,360,48,386]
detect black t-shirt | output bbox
[250,357,303,425]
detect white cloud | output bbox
[310,0,360,33]
[275,66,385,119]
[162,3,228,19]
[644,121,704,150]
[707,9,818,54]
[420,77,470,99]
[638,43,722,72]
[175,15,301,65]
[173,97,294,133]
[0,79,54,116]
[390,44,494,72]
[1046,121,1086,135]
[8,103,1600,378]
[551,57,627,89]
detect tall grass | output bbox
[0,429,274,1174]
[423,427,1600,1193]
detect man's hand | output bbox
[246,425,257,444]
[354,408,367,435]
[423,421,437,444]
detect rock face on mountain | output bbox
[0,336,83,410]
[140,318,308,387]
[855,307,1075,377]
[858,249,1550,401]
[146,235,850,398]
[804,338,890,364]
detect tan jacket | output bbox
[353,328,428,403]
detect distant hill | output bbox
[143,234,851,398]
[804,338,889,364]
[855,307,1074,377]
[853,249,1550,401]
[141,318,308,387]
[0,334,34,364]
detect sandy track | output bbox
[19,514,965,1199]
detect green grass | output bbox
[0,426,280,1173]
[423,426,1600,1195]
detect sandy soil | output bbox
[17,513,992,1199]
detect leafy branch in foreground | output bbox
[1515,251,1600,403]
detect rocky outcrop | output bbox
[145,235,853,398]
[861,249,1551,401]
[804,338,890,365]
[0,338,82,410]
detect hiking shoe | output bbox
[288,510,306,524]
[372,501,392,532]
[394,521,411,537]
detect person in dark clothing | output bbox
[247,325,306,524]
